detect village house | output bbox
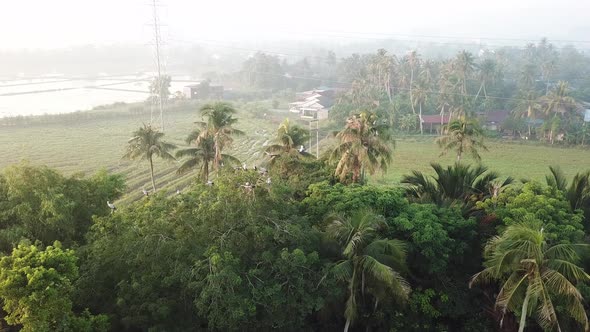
[420,114,450,134]
[289,88,336,120]
[478,110,511,131]
[183,81,224,100]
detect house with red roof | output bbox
[420,114,450,134]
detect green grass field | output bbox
[0,100,302,204]
[371,136,590,185]
[2,102,589,204]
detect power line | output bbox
[266,30,590,52]
[277,28,590,45]
[172,33,590,55]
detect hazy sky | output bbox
[1,0,589,50]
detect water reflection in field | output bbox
[0,75,193,117]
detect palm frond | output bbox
[546,165,568,191]
[176,158,201,175]
[332,260,353,282]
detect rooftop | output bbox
[421,114,450,124]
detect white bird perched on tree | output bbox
[266,177,272,185]
[242,163,248,170]
[107,201,116,213]
[241,182,254,193]
[142,188,149,196]
[298,145,306,153]
[176,189,181,195]
[206,180,214,186]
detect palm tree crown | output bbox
[198,102,244,171]
[513,90,541,137]
[453,50,475,94]
[470,223,589,332]
[265,118,310,155]
[176,130,215,180]
[326,210,410,332]
[475,58,499,99]
[123,124,176,192]
[401,162,512,208]
[331,112,393,183]
[436,118,488,162]
[546,166,590,220]
[540,81,577,117]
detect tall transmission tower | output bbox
[151,0,165,132]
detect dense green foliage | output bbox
[0,158,588,331]
[0,164,124,252]
[0,242,108,332]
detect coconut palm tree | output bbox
[123,124,176,192]
[513,90,541,137]
[437,62,455,125]
[436,118,488,162]
[412,80,429,135]
[368,49,397,103]
[401,162,512,207]
[198,102,244,171]
[175,130,240,182]
[408,51,421,115]
[264,118,310,161]
[453,50,475,95]
[325,210,410,332]
[519,63,537,91]
[537,38,558,94]
[541,81,577,117]
[330,112,393,183]
[420,60,437,87]
[475,59,498,99]
[546,166,590,222]
[470,223,590,332]
[539,81,578,144]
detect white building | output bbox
[289,89,335,120]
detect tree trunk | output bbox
[386,76,392,103]
[344,318,351,332]
[149,156,157,192]
[215,138,221,171]
[475,82,484,99]
[203,161,209,182]
[528,124,531,137]
[518,291,531,332]
[410,69,416,114]
[419,103,424,135]
[440,106,445,135]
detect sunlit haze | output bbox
[1,0,589,50]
